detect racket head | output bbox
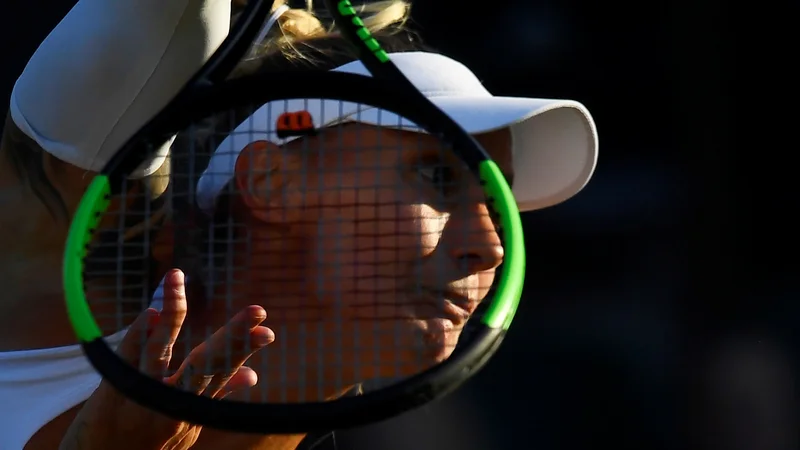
[63,5,525,435]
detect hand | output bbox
[59,269,274,450]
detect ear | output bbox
[233,140,299,223]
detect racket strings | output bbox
[83,98,502,403]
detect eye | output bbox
[417,160,457,196]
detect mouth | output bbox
[415,289,474,325]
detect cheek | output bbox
[307,188,442,310]
[413,204,447,258]
[475,269,498,301]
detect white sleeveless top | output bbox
[0,330,127,449]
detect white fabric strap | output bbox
[247,4,291,59]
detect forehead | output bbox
[285,123,513,172]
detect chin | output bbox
[417,317,461,364]
[353,317,464,382]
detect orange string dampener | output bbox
[275,110,317,138]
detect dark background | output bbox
[2,1,796,449]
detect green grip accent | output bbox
[63,175,112,342]
[478,161,525,331]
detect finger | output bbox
[168,361,215,394]
[140,269,188,377]
[169,305,273,396]
[203,323,273,398]
[166,329,267,396]
[116,308,158,364]
[169,306,272,396]
[218,366,258,399]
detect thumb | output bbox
[116,308,160,364]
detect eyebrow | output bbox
[286,127,516,186]
[443,143,515,187]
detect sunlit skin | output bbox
[153,124,514,403]
[4,123,513,450]
[0,146,154,352]
[185,123,514,449]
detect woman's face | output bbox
[201,123,512,400]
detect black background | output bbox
[2,1,796,449]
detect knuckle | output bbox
[154,346,173,362]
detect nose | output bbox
[442,201,505,274]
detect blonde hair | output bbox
[248,0,411,60]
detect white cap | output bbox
[196,52,598,212]
[10,0,231,179]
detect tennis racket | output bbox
[63,0,525,433]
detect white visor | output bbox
[196,52,598,213]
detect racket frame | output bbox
[63,0,525,433]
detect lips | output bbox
[429,289,476,313]
[414,289,473,325]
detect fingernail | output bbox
[252,329,274,346]
[166,269,185,286]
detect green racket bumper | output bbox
[477,160,525,331]
[63,175,111,342]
